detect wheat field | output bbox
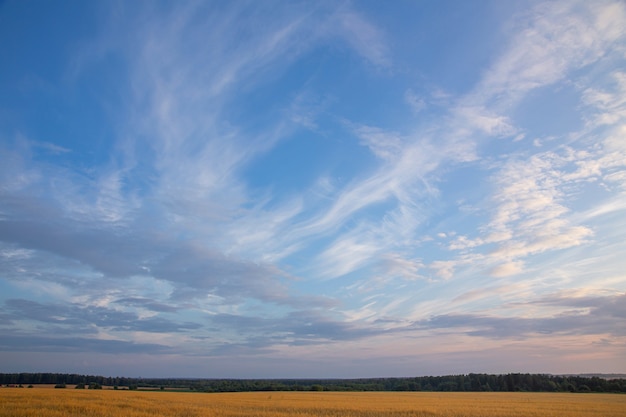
[1,388,625,417]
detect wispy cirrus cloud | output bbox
[297,0,626,285]
[474,0,626,106]
[331,8,391,69]
[419,0,626,283]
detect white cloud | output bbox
[476,0,626,107]
[476,149,596,265]
[430,260,456,280]
[449,236,483,251]
[582,72,626,128]
[333,9,391,68]
[404,89,425,114]
[489,261,524,278]
[454,105,517,137]
[314,229,380,279]
[353,125,404,161]
[379,253,424,281]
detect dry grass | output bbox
[0,388,625,417]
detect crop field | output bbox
[1,389,625,417]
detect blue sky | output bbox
[1,0,625,378]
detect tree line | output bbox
[1,373,624,393]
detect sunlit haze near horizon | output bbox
[1,0,626,378]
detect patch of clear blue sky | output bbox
[0,0,118,168]
[513,82,585,137]
[379,1,505,92]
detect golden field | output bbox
[1,388,625,417]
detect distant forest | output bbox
[1,373,625,393]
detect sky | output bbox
[1,0,625,379]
